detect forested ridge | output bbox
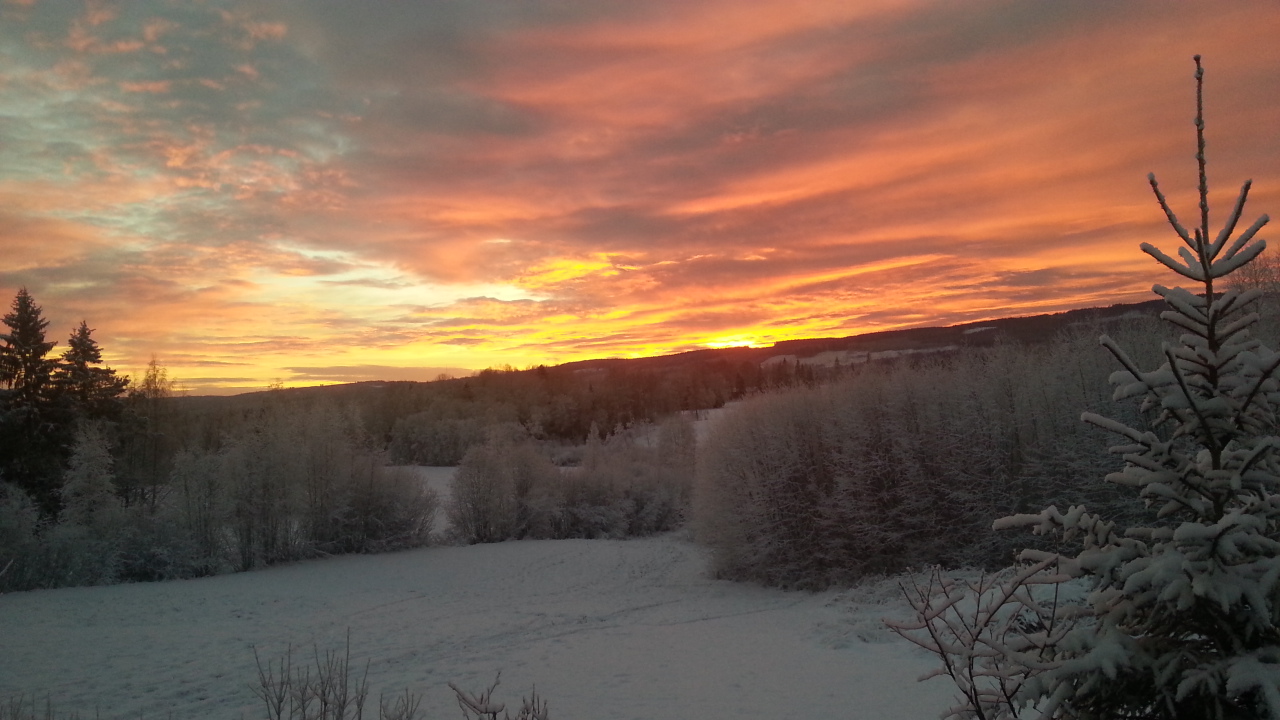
[180,296,1169,464]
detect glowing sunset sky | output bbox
[3,1,1279,394]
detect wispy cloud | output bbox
[2,0,1278,393]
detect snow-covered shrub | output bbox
[252,635,422,720]
[538,417,692,539]
[334,460,436,553]
[891,57,1280,720]
[215,402,437,568]
[388,405,490,466]
[38,423,209,585]
[0,482,114,589]
[1,400,436,589]
[0,425,130,588]
[126,401,439,574]
[695,387,848,588]
[167,447,231,575]
[448,417,694,544]
[0,483,40,591]
[448,425,558,544]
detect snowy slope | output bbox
[1,516,952,719]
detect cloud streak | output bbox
[2,0,1278,393]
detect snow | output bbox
[401,465,456,533]
[1,475,953,720]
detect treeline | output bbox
[155,346,822,469]
[0,289,131,516]
[692,319,1178,590]
[0,286,719,591]
[6,280,1236,594]
[0,289,435,591]
[379,356,816,465]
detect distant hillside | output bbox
[556,298,1166,374]
[165,298,1167,459]
[184,298,1168,405]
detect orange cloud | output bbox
[1,1,1278,393]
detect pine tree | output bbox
[0,288,57,409]
[53,321,129,420]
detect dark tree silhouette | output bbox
[0,288,56,409]
[54,320,130,421]
[0,288,63,513]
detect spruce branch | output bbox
[1232,352,1280,429]
[1212,181,1253,259]
[1148,177,1197,251]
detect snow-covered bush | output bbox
[448,425,558,544]
[0,480,122,590]
[211,402,437,569]
[890,57,1279,720]
[388,403,492,466]
[251,635,425,720]
[448,417,694,544]
[0,483,41,591]
[538,417,692,539]
[5,635,549,720]
[1,399,437,589]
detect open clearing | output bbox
[0,530,954,719]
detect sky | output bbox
[3,1,1279,394]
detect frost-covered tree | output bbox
[448,426,556,544]
[61,423,119,528]
[890,56,1279,720]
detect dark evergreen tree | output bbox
[0,288,65,514]
[0,288,57,409]
[53,321,129,421]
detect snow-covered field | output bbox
[1,470,954,720]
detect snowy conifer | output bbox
[1011,56,1278,719]
[891,57,1279,720]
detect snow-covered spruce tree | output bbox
[890,57,1278,720]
